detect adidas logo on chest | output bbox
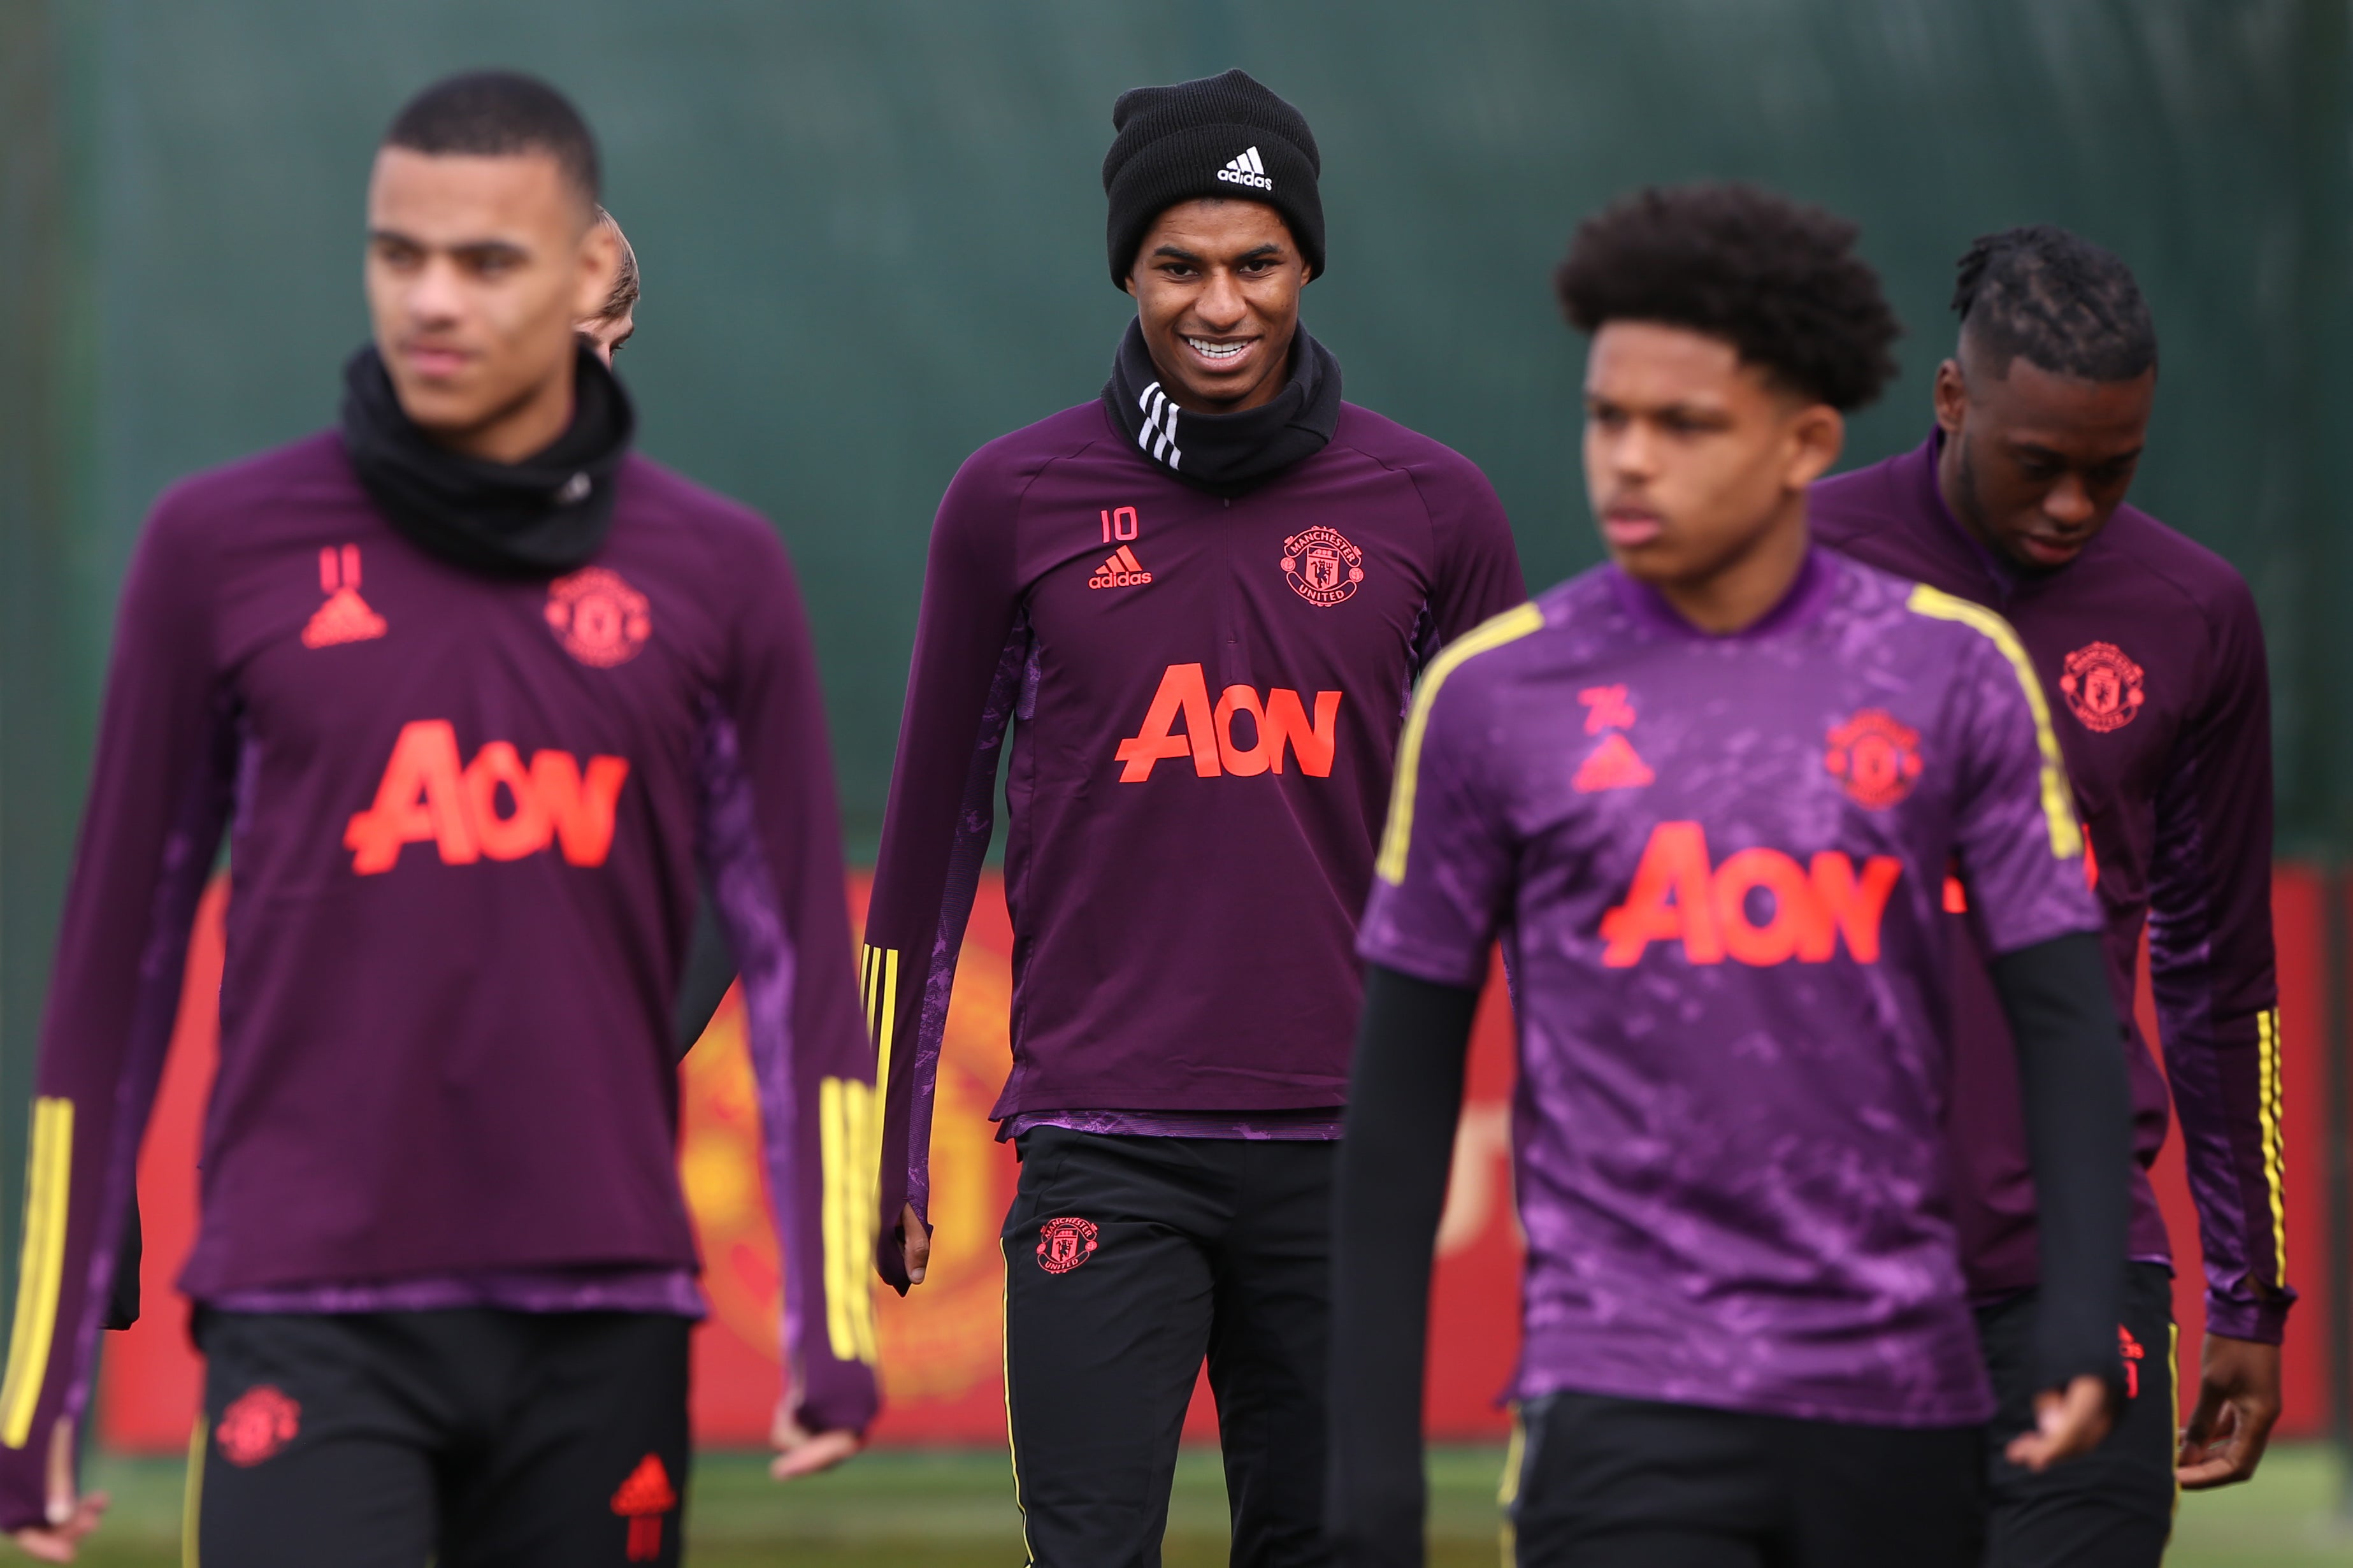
[1090,546,1153,589]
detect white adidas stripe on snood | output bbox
[1137,382,1183,470]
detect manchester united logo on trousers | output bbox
[1037,1216,1100,1274]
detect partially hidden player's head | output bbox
[366,71,618,461]
[1104,69,1325,415]
[577,205,640,367]
[1557,183,1899,627]
[1936,226,2157,573]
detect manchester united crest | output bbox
[546,566,652,668]
[1036,1216,1100,1275]
[217,1384,301,1467]
[2059,641,2145,733]
[1825,709,1924,810]
[1280,526,1365,607]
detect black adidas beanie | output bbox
[1102,69,1325,288]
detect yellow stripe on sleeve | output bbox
[819,1078,852,1361]
[0,1097,73,1448]
[2257,1007,2288,1287]
[866,946,899,1116]
[1904,584,2082,861]
[851,1073,879,1363]
[860,942,900,1297]
[1376,602,1546,886]
[818,1075,881,1366]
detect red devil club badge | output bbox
[2059,641,2145,733]
[546,566,652,668]
[1037,1216,1100,1274]
[217,1385,301,1467]
[1825,709,1924,809]
[1280,526,1365,607]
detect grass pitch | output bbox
[69,1441,2353,1564]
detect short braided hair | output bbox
[1952,226,2155,382]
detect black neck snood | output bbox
[1102,318,1342,497]
[340,341,636,579]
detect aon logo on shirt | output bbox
[1601,821,1901,968]
[345,719,630,874]
[1115,663,1342,782]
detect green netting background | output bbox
[4,0,2349,1325]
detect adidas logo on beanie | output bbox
[1101,69,1325,287]
[1217,146,1273,192]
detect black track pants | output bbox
[1002,1127,1334,1568]
[189,1308,690,1568]
[1975,1262,2177,1567]
[1505,1389,1985,1568]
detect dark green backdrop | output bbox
[4,0,2350,1413]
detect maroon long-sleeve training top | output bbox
[1813,434,2292,1342]
[861,398,1525,1288]
[0,433,879,1532]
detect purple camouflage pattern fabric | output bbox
[1813,436,2293,1342]
[1360,548,2103,1426]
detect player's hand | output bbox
[900,1202,931,1286]
[2006,1374,2113,1472]
[8,1420,108,1562]
[2177,1334,2282,1489]
[768,1404,865,1482]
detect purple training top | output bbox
[1813,436,2292,1342]
[0,433,879,1532]
[1360,549,2103,1427]
[861,399,1524,1286]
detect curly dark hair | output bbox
[1951,225,2155,382]
[1554,183,1901,412]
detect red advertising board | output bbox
[96,867,2335,1450]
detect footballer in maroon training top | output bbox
[0,74,875,1561]
[1814,224,2289,1562]
[863,71,1523,1567]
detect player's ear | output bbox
[1932,358,1969,437]
[1785,403,1845,491]
[573,212,620,322]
